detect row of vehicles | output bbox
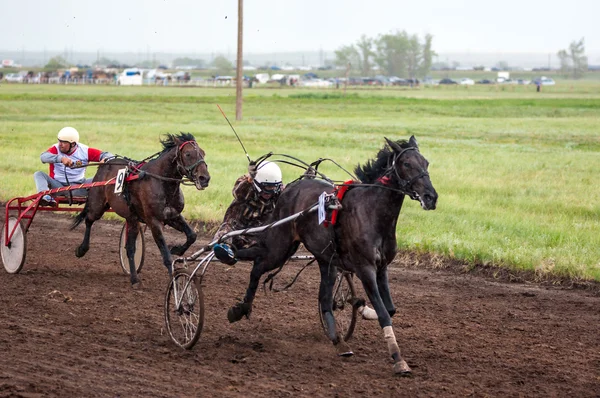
[434,76,556,86]
[2,69,557,87]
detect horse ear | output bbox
[408,135,419,149]
[384,137,403,153]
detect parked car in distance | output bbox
[438,78,457,85]
[459,78,474,85]
[389,76,409,86]
[517,79,531,85]
[477,79,494,84]
[4,73,23,83]
[541,77,555,85]
[532,76,555,86]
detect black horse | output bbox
[71,132,210,287]
[228,136,437,375]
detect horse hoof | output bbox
[335,340,354,357]
[75,246,87,258]
[227,302,251,323]
[393,360,412,376]
[131,281,143,290]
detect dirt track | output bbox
[1,211,599,397]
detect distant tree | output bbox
[557,38,588,79]
[334,31,434,78]
[374,31,409,77]
[45,56,69,69]
[173,57,205,68]
[334,45,360,72]
[418,34,435,77]
[355,35,375,75]
[212,55,233,76]
[557,49,570,77]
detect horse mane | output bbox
[354,139,412,183]
[160,132,196,153]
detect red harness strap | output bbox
[325,179,355,227]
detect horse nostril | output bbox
[424,193,437,206]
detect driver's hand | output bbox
[60,157,73,167]
[248,161,257,178]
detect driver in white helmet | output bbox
[33,126,114,206]
[212,161,283,265]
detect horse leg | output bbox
[74,202,107,258]
[75,218,94,258]
[165,214,197,256]
[147,219,174,278]
[377,267,396,317]
[125,221,141,286]
[358,267,412,376]
[318,259,353,357]
[227,240,296,323]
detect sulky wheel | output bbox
[1,217,27,274]
[118,223,145,275]
[165,268,205,349]
[319,271,358,342]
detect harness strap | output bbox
[324,179,355,227]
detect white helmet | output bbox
[57,127,79,144]
[253,161,282,195]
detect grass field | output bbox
[1,83,599,281]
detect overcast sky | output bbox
[1,0,598,55]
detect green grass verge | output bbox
[0,84,599,281]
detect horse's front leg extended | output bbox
[165,214,197,256]
[125,221,141,286]
[359,268,411,376]
[148,219,173,277]
[227,261,265,323]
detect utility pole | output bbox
[235,0,244,121]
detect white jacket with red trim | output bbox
[40,143,112,184]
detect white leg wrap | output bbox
[359,305,378,321]
[383,326,400,356]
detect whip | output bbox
[217,104,251,164]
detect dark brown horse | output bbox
[71,132,210,287]
[228,136,437,375]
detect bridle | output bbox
[384,147,430,199]
[174,140,206,183]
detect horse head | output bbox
[385,136,437,210]
[173,135,210,190]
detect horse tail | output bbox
[70,201,89,230]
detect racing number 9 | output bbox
[115,168,127,193]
